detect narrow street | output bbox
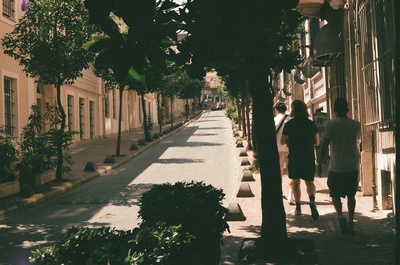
[0,111,238,265]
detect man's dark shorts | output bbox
[327,171,358,198]
[288,159,315,181]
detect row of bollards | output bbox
[226,123,256,222]
[83,121,186,172]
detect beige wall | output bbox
[0,6,159,143]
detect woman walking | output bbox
[281,100,320,220]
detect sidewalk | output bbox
[0,115,191,219]
[220,136,396,264]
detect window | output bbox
[358,0,395,126]
[112,89,116,119]
[89,100,95,139]
[67,95,74,131]
[104,96,109,118]
[2,0,15,19]
[79,98,85,139]
[4,76,16,136]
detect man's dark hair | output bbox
[275,102,287,113]
[334,98,349,115]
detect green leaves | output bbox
[129,67,146,83]
[1,0,97,85]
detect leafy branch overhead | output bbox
[84,0,184,83]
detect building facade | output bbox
[0,1,167,146]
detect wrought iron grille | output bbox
[357,0,395,127]
[3,77,15,136]
[2,0,15,19]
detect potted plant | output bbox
[0,127,20,199]
[138,181,230,265]
[17,105,56,194]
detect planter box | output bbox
[0,180,20,199]
[33,169,56,192]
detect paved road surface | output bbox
[0,111,237,265]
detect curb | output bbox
[0,116,200,220]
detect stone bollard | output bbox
[236,183,254,197]
[103,155,116,164]
[236,140,244,148]
[84,161,97,171]
[239,150,248,157]
[241,157,251,166]
[225,202,246,221]
[130,143,138,150]
[241,170,255,182]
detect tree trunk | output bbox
[115,86,123,156]
[55,83,66,182]
[185,99,189,120]
[241,96,247,137]
[170,97,174,127]
[245,81,252,149]
[249,71,287,246]
[157,93,162,133]
[236,99,242,131]
[141,93,152,141]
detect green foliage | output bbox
[17,105,76,182]
[138,181,229,242]
[142,115,154,133]
[29,224,193,265]
[0,127,19,183]
[1,0,96,86]
[17,106,56,179]
[84,0,183,83]
[225,102,238,124]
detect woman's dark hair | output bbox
[275,102,287,113]
[290,100,309,119]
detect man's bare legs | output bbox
[332,196,356,233]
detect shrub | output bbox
[224,102,238,123]
[0,127,19,183]
[29,224,193,265]
[138,181,230,242]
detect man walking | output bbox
[317,98,361,234]
[274,102,294,205]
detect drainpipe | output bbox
[371,130,378,211]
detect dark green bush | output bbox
[224,102,238,123]
[0,128,18,183]
[29,224,193,265]
[138,181,230,242]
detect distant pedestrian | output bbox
[281,100,320,220]
[274,102,293,205]
[317,98,361,234]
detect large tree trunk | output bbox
[395,0,400,260]
[249,71,287,246]
[55,83,66,182]
[115,86,123,156]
